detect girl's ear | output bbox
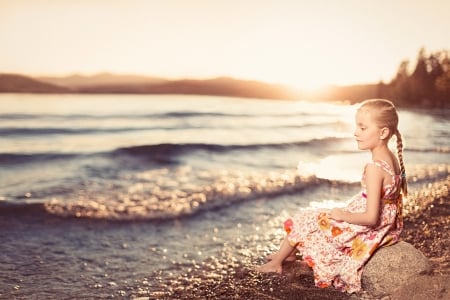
[380,127,390,140]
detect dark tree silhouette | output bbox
[383,48,450,108]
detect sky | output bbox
[0,0,449,89]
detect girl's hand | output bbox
[330,208,344,221]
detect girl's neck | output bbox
[370,144,391,161]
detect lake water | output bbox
[0,94,448,298]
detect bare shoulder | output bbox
[364,162,385,176]
[363,164,385,188]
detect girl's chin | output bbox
[357,144,367,150]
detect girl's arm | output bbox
[330,164,383,226]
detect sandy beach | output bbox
[152,176,449,300]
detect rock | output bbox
[390,274,450,300]
[362,241,432,298]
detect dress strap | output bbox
[362,160,402,200]
[370,160,395,176]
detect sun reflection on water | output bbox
[297,154,367,183]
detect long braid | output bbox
[395,129,408,196]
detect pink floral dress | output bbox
[284,160,403,293]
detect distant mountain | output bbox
[72,76,301,100]
[0,72,380,103]
[0,74,69,93]
[34,73,300,100]
[39,72,168,88]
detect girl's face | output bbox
[354,108,384,151]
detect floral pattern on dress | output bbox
[285,160,403,293]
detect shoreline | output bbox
[151,176,449,300]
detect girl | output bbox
[257,99,408,293]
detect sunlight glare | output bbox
[297,155,366,183]
[307,199,347,210]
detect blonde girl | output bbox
[257,99,407,293]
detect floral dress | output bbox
[284,160,403,293]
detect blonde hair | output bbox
[358,99,408,196]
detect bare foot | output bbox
[265,253,297,262]
[265,253,277,261]
[256,260,283,274]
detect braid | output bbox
[395,129,408,196]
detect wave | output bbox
[0,152,79,165]
[406,146,450,153]
[3,166,448,222]
[0,121,347,137]
[114,137,450,163]
[1,159,448,222]
[0,127,185,136]
[2,139,447,168]
[3,174,342,221]
[115,137,349,156]
[0,111,318,121]
[16,136,444,167]
[0,138,346,166]
[0,202,48,216]
[0,112,247,120]
[0,118,343,137]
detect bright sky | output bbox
[0,0,449,89]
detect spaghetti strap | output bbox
[371,160,395,176]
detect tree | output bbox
[386,48,449,108]
[389,60,411,106]
[434,51,450,107]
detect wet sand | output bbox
[148,176,449,300]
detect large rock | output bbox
[362,241,432,298]
[390,274,450,300]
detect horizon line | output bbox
[1,71,383,90]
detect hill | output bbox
[0,73,302,100]
[0,74,69,93]
[71,76,301,100]
[39,72,168,88]
[2,72,441,108]
[0,73,384,102]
